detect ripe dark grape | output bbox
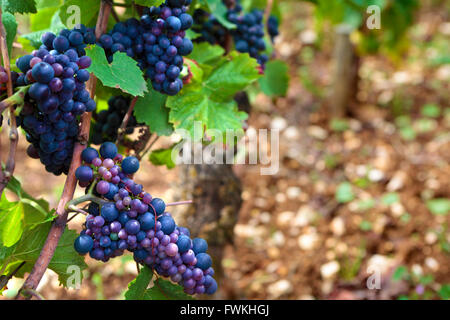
[74,234,94,254]
[74,142,218,296]
[121,156,140,174]
[91,96,141,144]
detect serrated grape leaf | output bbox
[124,266,153,300]
[86,45,148,97]
[6,176,54,227]
[167,52,258,137]
[183,58,203,83]
[1,12,17,56]
[188,42,225,64]
[203,51,261,101]
[167,90,247,138]
[259,60,289,97]
[145,278,194,300]
[206,0,236,29]
[0,222,87,286]
[149,147,176,169]
[36,0,62,9]
[0,194,23,247]
[2,0,37,14]
[134,0,165,6]
[134,83,173,136]
[30,6,58,32]
[185,29,201,40]
[21,10,65,48]
[59,0,100,28]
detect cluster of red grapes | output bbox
[91,96,140,145]
[14,27,96,175]
[96,0,194,95]
[74,142,218,295]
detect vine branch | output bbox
[116,95,138,144]
[17,0,112,299]
[0,7,18,196]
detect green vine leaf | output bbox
[206,0,236,29]
[0,222,87,286]
[0,194,23,247]
[21,10,65,48]
[188,42,225,65]
[149,147,176,169]
[86,45,148,97]
[1,12,17,55]
[134,0,165,7]
[146,278,195,300]
[134,82,173,136]
[59,0,100,27]
[167,51,259,137]
[259,60,289,97]
[203,51,261,101]
[125,266,153,300]
[2,0,37,14]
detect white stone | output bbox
[425,232,438,245]
[387,171,407,191]
[330,217,345,236]
[293,206,316,227]
[271,117,287,131]
[272,231,286,247]
[267,279,293,298]
[356,165,367,177]
[298,232,319,250]
[368,169,385,182]
[275,193,286,203]
[286,186,302,199]
[259,211,272,224]
[390,202,405,218]
[300,30,317,44]
[367,254,395,274]
[411,264,423,276]
[307,125,328,140]
[320,261,340,279]
[277,211,295,227]
[283,126,300,140]
[425,257,439,272]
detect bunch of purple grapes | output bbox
[74,142,218,295]
[227,5,268,67]
[192,1,280,69]
[91,96,140,145]
[13,26,96,175]
[96,0,194,95]
[192,9,227,46]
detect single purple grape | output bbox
[92,157,102,167]
[96,180,110,195]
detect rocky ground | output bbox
[1,1,449,300]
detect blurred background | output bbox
[1,0,449,300]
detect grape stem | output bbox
[137,135,159,160]
[264,0,274,25]
[166,200,193,207]
[16,0,112,299]
[0,8,19,197]
[66,193,105,209]
[19,288,45,300]
[116,95,138,144]
[0,85,29,116]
